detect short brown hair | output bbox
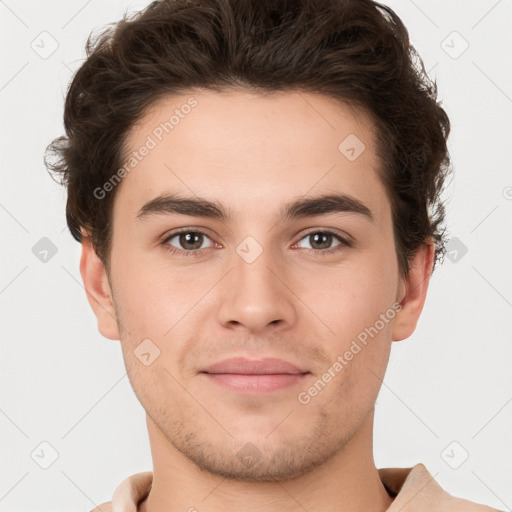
[45,0,451,277]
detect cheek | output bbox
[306,255,399,338]
[109,252,198,391]
[300,247,399,382]
[110,251,179,337]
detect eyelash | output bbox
[161,228,353,257]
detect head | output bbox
[46,0,451,481]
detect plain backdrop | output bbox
[0,0,511,510]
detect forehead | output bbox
[115,88,389,223]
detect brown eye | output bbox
[163,230,213,254]
[295,230,352,255]
[178,232,204,250]
[308,232,334,250]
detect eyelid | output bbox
[160,226,217,243]
[296,227,354,245]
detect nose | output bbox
[216,240,297,334]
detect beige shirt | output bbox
[91,463,502,512]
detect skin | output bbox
[81,89,434,512]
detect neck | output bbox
[138,411,394,512]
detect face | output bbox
[83,89,430,482]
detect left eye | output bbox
[295,231,346,251]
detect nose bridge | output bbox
[217,234,296,331]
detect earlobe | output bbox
[79,239,120,340]
[392,240,435,342]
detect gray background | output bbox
[0,0,511,510]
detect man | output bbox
[45,0,501,510]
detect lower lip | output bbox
[202,373,309,393]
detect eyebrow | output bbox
[136,192,374,223]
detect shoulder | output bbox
[411,463,502,511]
[448,495,503,512]
[382,463,502,512]
[89,502,113,512]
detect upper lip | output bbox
[201,357,309,375]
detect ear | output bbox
[79,238,120,340]
[392,239,435,342]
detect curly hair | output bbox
[45,0,451,277]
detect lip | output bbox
[200,357,310,393]
[201,357,308,375]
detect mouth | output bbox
[200,357,311,393]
